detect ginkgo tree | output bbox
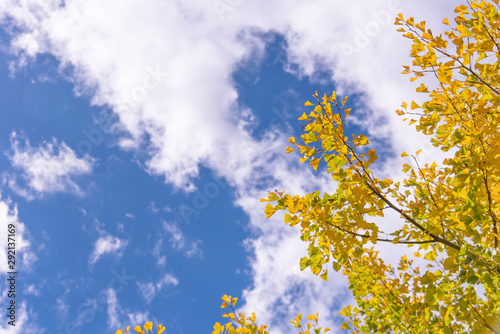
[119,0,500,333]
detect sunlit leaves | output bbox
[259,1,500,332]
[116,322,164,334]
[212,295,270,334]
[115,327,130,334]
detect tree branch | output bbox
[328,222,435,245]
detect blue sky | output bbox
[0,1,461,333]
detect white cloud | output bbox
[148,202,160,213]
[0,196,37,272]
[89,234,127,266]
[24,284,40,296]
[0,197,40,332]
[162,221,202,258]
[127,311,151,325]
[0,0,467,331]
[106,287,154,329]
[0,285,41,333]
[53,298,69,320]
[117,222,125,233]
[152,238,167,268]
[136,282,155,304]
[137,273,179,304]
[156,256,166,267]
[4,132,94,199]
[106,288,120,329]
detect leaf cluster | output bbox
[115,322,165,334]
[260,1,500,332]
[212,295,330,334]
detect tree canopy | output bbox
[117,0,500,333]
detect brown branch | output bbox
[412,155,447,238]
[467,300,500,334]
[363,180,461,250]
[466,0,500,54]
[328,222,435,245]
[481,167,499,249]
[435,48,499,95]
[406,23,500,95]
[327,122,461,251]
[311,96,500,276]
[329,112,462,251]
[376,277,413,333]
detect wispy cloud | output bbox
[24,284,40,296]
[53,298,69,321]
[0,290,40,333]
[89,234,127,266]
[152,238,166,267]
[106,288,154,329]
[106,288,120,329]
[137,273,179,304]
[127,311,151,325]
[4,132,94,199]
[162,221,202,258]
[0,196,37,272]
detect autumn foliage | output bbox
[119,0,500,333]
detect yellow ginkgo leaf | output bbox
[310,157,321,171]
[491,183,500,202]
[212,322,224,334]
[298,112,310,120]
[340,322,351,330]
[416,83,429,93]
[158,325,166,334]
